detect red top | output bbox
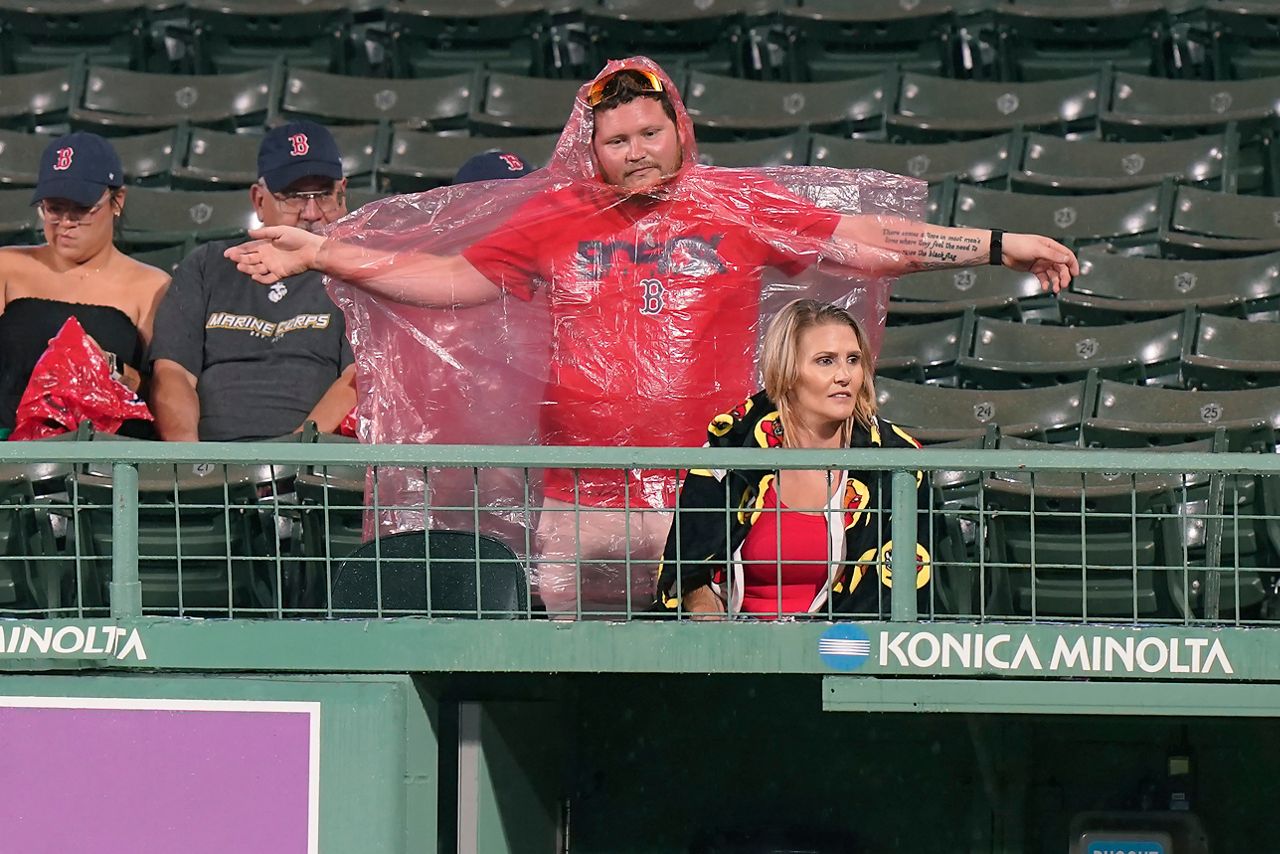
[737,482,834,616]
[463,180,840,508]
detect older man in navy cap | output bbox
[148,120,356,441]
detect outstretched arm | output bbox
[224,226,502,308]
[830,216,1080,292]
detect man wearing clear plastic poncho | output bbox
[227,58,1078,616]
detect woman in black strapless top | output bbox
[0,132,170,435]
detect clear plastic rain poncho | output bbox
[321,57,925,611]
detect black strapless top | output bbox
[0,297,145,431]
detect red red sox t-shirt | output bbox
[463,175,841,508]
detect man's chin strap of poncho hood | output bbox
[320,55,926,541]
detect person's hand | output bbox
[682,584,726,621]
[224,226,324,284]
[1000,233,1080,293]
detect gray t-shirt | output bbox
[150,239,354,441]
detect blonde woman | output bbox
[0,132,169,434]
[657,299,931,618]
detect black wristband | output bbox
[989,228,1005,266]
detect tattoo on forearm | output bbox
[882,227,986,270]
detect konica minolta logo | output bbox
[817,624,871,671]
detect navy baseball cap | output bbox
[453,150,535,184]
[31,132,124,207]
[258,120,343,192]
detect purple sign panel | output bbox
[0,697,320,854]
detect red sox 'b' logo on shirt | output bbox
[289,134,309,157]
[53,148,74,171]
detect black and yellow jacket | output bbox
[657,389,932,616]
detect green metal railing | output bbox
[1,442,1278,626]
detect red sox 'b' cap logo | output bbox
[289,134,309,157]
[54,147,74,171]
[499,153,525,171]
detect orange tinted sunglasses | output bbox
[584,69,665,107]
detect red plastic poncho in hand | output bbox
[320,57,924,610]
[9,316,152,441]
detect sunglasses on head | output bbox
[585,69,665,107]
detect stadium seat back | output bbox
[877,316,964,384]
[0,64,75,132]
[811,132,1011,186]
[119,186,259,248]
[683,71,884,140]
[780,0,956,80]
[994,3,1168,82]
[958,313,1186,389]
[0,186,39,245]
[72,65,276,134]
[1084,379,1280,451]
[70,464,279,615]
[889,265,1044,323]
[953,184,1162,246]
[1183,314,1280,392]
[385,0,550,78]
[379,130,556,192]
[889,72,1100,142]
[697,132,808,168]
[1101,73,1280,142]
[0,0,150,74]
[1164,185,1280,258]
[875,376,1086,443]
[183,0,352,75]
[469,72,583,136]
[282,68,473,131]
[331,529,528,618]
[1013,131,1233,194]
[1059,249,1280,325]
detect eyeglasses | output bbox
[585,69,665,107]
[270,186,345,215]
[37,196,109,224]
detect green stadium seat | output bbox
[1183,314,1280,392]
[981,454,1192,621]
[69,463,281,616]
[778,0,956,81]
[0,468,64,615]
[172,124,382,190]
[682,71,884,140]
[993,2,1169,82]
[1163,185,1280,258]
[378,130,556,192]
[1100,72,1280,143]
[70,64,276,134]
[118,186,259,248]
[810,132,1011,186]
[1058,248,1280,325]
[1012,131,1238,194]
[1203,2,1280,80]
[111,128,178,186]
[875,376,1087,443]
[0,0,151,74]
[697,131,807,167]
[0,127,175,187]
[583,0,757,79]
[0,64,75,132]
[384,0,552,78]
[956,312,1186,389]
[180,0,353,75]
[345,187,391,211]
[0,186,39,245]
[281,68,473,131]
[292,463,366,610]
[0,127,46,186]
[468,72,583,136]
[330,529,529,618]
[876,315,964,384]
[888,72,1101,143]
[951,184,1163,248]
[129,240,194,274]
[1083,378,1280,451]
[888,265,1045,324]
